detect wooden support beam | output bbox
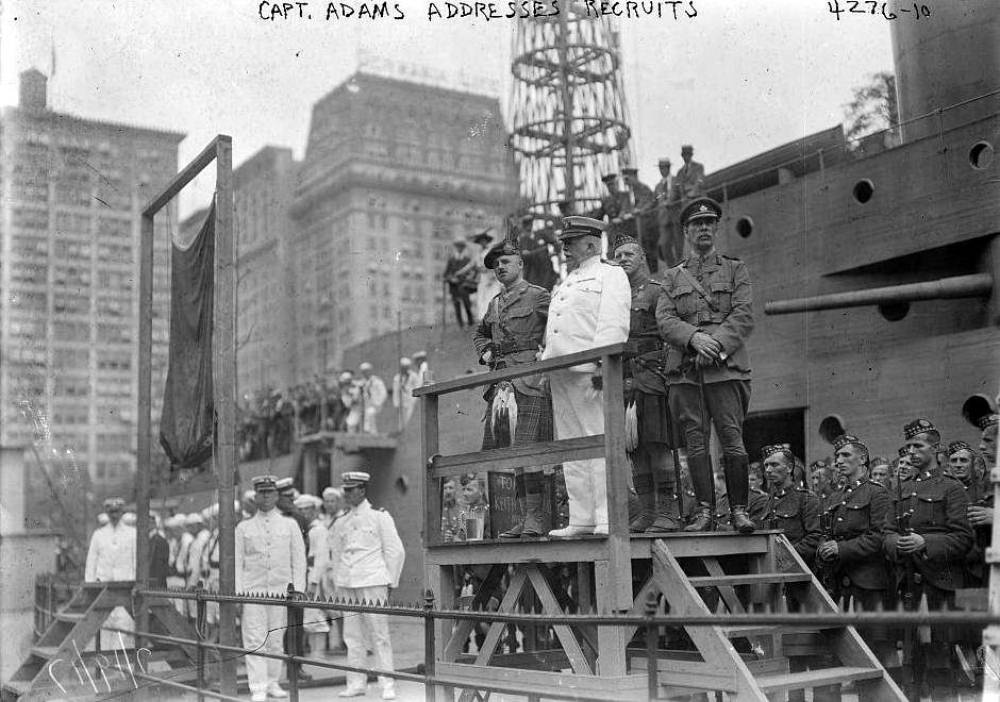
[428,435,604,478]
[213,135,238,697]
[421,394,441,547]
[135,211,154,642]
[413,343,626,397]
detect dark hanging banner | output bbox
[160,203,215,472]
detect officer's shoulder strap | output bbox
[722,254,743,262]
[526,282,547,294]
[647,278,663,287]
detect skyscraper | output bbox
[291,71,517,375]
[0,69,183,495]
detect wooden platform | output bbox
[424,532,907,702]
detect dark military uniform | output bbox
[884,470,972,699]
[821,478,891,602]
[656,233,754,521]
[750,487,822,565]
[623,271,680,531]
[473,278,552,449]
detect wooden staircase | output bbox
[1,582,200,701]
[630,533,906,701]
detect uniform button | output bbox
[837,517,844,521]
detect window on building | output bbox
[54,348,90,368]
[53,320,90,341]
[53,293,89,316]
[55,376,90,399]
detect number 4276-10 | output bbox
[827,1,932,20]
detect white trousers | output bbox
[337,585,394,692]
[242,603,285,694]
[549,369,607,528]
[363,407,380,434]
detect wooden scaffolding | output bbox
[415,344,906,701]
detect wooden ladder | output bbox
[633,535,907,701]
[1,582,200,701]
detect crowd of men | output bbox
[237,354,433,459]
[84,472,404,701]
[443,146,707,327]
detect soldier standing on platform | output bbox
[326,471,405,700]
[884,419,972,700]
[473,235,553,538]
[656,197,755,533]
[235,475,306,702]
[671,144,706,204]
[542,216,631,537]
[815,434,896,690]
[611,234,682,533]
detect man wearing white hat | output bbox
[541,216,631,537]
[340,371,362,433]
[359,362,387,435]
[85,497,137,647]
[326,471,405,699]
[236,475,307,702]
[295,494,332,656]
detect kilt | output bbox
[634,390,673,448]
[482,384,553,451]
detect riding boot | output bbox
[684,503,714,532]
[683,454,716,532]
[723,454,755,534]
[520,471,549,537]
[629,473,656,532]
[499,474,527,539]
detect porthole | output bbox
[969,141,994,170]
[735,216,754,239]
[852,179,874,204]
[878,301,910,322]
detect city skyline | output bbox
[2,1,894,220]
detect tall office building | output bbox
[0,69,183,495]
[291,71,517,374]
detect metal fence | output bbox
[95,584,1000,702]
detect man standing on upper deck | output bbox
[541,216,630,537]
[656,197,755,533]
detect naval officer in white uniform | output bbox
[325,471,405,700]
[541,216,631,536]
[235,475,306,702]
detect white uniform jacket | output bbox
[84,523,137,582]
[324,500,404,589]
[234,509,307,594]
[541,255,631,370]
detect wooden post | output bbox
[600,352,630,609]
[134,211,154,641]
[214,136,239,696]
[422,394,441,548]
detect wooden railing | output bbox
[414,342,633,608]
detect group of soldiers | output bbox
[471,194,757,538]
[746,415,998,700]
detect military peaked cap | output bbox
[559,216,606,242]
[680,197,722,226]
